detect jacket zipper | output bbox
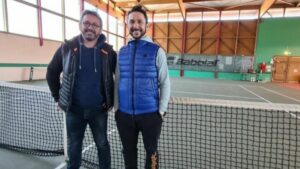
[104,51,108,109]
[131,41,137,116]
[67,51,76,112]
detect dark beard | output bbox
[84,29,96,34]
[130,28,146,39]
[85,37,95,41]
[83,29,98,41]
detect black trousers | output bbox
[115,110,162,169]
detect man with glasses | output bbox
[115,5,170,169]
[47,10,116,169]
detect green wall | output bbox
[218,73,242,81]
[184,71,214,79]
[169,69,180,77]
[255,17,300,66]
[168,70,263,81]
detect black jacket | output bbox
[46,34,116,112]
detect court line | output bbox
[54,128,117,169]
[172,79,261,89]
[259,86,300,103]
[288,112,300,120]
[172,80,242,87]
[173,90,262,100]
[54,162,67,169]
[239,85,300,120]
[238,85,271,103]
[82,128,116,154]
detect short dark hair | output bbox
[80,10,103,30]
[127,5,148,24]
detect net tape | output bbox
[1,81,300,169]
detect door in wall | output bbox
[272,56,300,83]
[272,56,288,82]
[286,57,300,83]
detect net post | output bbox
[63,112,68,161]
[29,66,34,81]
[54,112,68,169]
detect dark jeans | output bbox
[66,109,111,169]
[115,111,162,169]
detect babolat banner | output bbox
[167,54,253,73]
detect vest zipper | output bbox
[132,41,137,116]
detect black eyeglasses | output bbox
[82,22,100,29]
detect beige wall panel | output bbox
[0,33,61,81]
[0,68,46,81]
[0,33,60,63]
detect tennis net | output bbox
[0,81,300,169]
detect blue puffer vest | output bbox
[118,40,160,115]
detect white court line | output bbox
[173,90,261,100]
[238,85,271,103]
[54,128,117,169]
[239,85,300,120]
[82,128,116,154]
[288,112,300,120]
[173,80,240,87]
[259,86,300,103]
[54,162,67,169]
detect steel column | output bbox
[167,12,170,53]
[180,11,187,77]
[234,10,241,55]
[216,11,221,55]
[151,11,155,39]
[37,0,43,46]
[80,0,84,13]
[106,1,109,43]
[123,13,126,45]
